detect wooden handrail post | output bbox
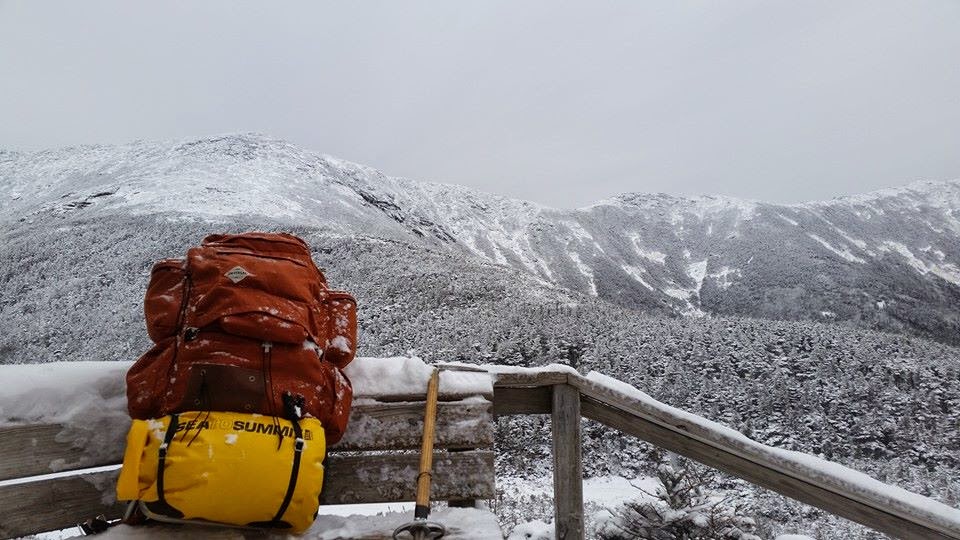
[551,383,584,540]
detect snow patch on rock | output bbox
[807,234,866,264]
[628,234,667,264]
[687,260,708,291]
[568,251,598,296]
[709,266,742,290]
[621,264,654,291]
[880,241,960,285]
[777,213,799,226]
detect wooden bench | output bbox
[0,362,501,539]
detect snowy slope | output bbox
[0,135,424,243]
[3,133,959,343]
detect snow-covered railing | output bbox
[490,365,960,540]
[3,360,959,539]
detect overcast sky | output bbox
[2,1,959,208]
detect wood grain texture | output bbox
[579,393,960,540]
[551,384,584,540]
[0,470,125,539]
[333,400,493,451]
[1,451,496,538]
[1,400,493,481]
[492,370,569,388]
[321,450,495,505]
[493,386,552,416]
[19,368,956,540]
[1,395,496,538]
[0,423,128,481]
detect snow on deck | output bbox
[91,507,503,539]
[0,357,493,429]
[344,356,492,398]
[0,357,493,475]
[0,361,131,427]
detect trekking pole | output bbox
[393,367,446,540]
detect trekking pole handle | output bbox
[414,368,440,517]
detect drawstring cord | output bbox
[262,341,284,450]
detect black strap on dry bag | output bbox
[249,418,304,529]
[144,414,185,519]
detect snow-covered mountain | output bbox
[3,133,959,344]
[4,134,960,538]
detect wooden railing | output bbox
[2,363,957,539]
[491,368,960,540]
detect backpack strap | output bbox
[248,418,303,529]
[274,419,305,523]
[143,414,185,519]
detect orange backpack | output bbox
[126,232,356,444]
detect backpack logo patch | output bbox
[225,266,252,283]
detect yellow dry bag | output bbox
[116,411,325,533]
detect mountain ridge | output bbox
[4,132,959,210]
[3,133,959,344]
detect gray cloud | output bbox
[2,0,958,208]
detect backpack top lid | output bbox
[200,232,328,287]
[202,232,309,252]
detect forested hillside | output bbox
[3,137,960,537]
[3,135,959,344]
[3,215,957,520]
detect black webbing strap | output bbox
[145,414,184,519]
[270,419,304,525]
[157,414,178,501]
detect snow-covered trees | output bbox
[3,216,959,538]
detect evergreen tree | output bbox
[600,453,761,540]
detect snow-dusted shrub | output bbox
[507,519,554,540]
[599,453,761,540]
